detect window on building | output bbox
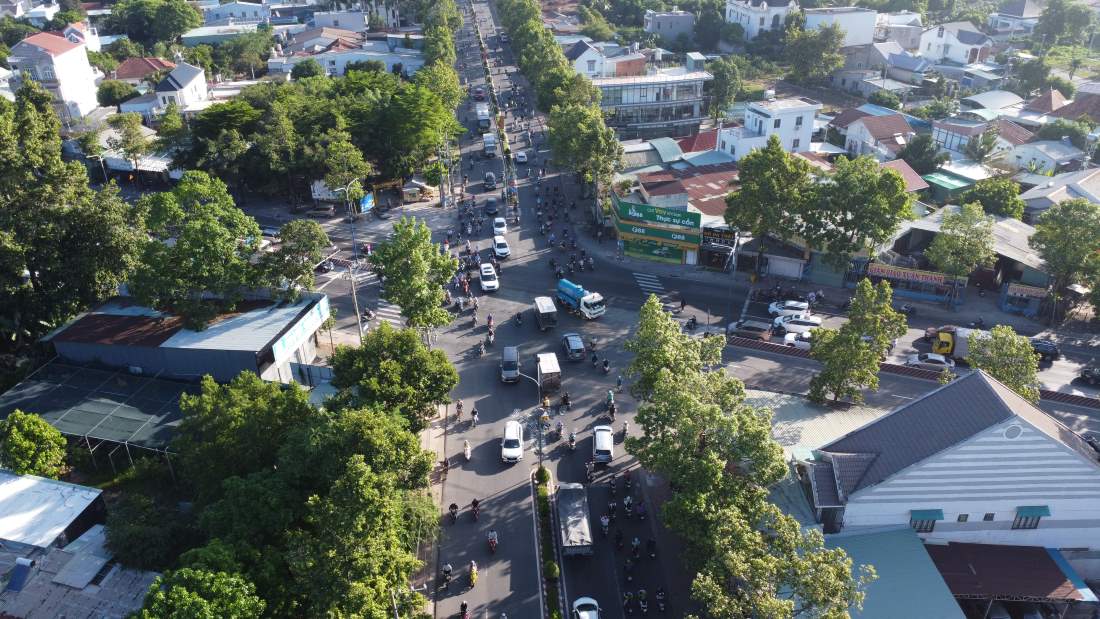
[759,16,764,26]
[587,60,596,72]
[1013,515,1041,529]
[937,26,944,37]
[926,42,931,51]
[983,513,995,521]
[792,138,800,149]
[795,115,803,128]
[773,118,781,129]
[41,65,54,80]
[771,14,780,28]
[911,519,936,533]
[957,514,969,522]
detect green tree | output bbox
[926,203,996,299]
[105,493,199,570]
[897,133,948,174]
[809,327,882,403]
[414,61,463,111]
[693,0,726,50]
[785,22,844,83]
[259,220,330,296]
[290,58,324,79]
[321,130,373,210]
[129,171,263,328]
[725,135,813,270]
[577,5,615,40]
[106,37,144,60]
[136,569,265,618]
[368,217,455,330]
[1035,0,1095,46]
[110,0,199,46]
[625,295,725,402]
[329,321,458,431]
[154,0,202,43]
[346,59,386,73]
[0,410,66,477]
[1030,197,1100,292]
[1014,56,1052,96]
[809,155,913,267]
[107,111,152,170]
[87,50,119,73]
[1036,118,1092,149]
[706,56,741,121]
[76,126,107,181]
[964,127,999,163]
[867,89,901,109]
[912,97,958,120]
[1048,75,1075,98]
[548,102,623,192]
[967,325,1041,402]
[845,278,908,359]
[960,176,1025,218]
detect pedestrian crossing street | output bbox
[372,299,406,329]
[633,272,681,310]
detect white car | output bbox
[493,217,507,235]
[572,596,600,619]
[501,420,524,463]
[772,313,822,335]
[768,299,810,317]
[480,263,499,291]
[514,150,528,164]
[783,331,813,351]
[493,235,511,259]
[906,352,956,371]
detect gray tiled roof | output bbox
[564,39,595,61]
[817,371,1100,498]
[155,62,204,93]
[809,461,842,507]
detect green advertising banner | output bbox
[613,193,701,229]
[617,221,701,245]
[623,239,683,264]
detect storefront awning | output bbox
[910,509,944,521]
[1016,505,1050,518]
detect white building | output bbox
[643,9,695,42]
[268,40,424,76]
[203,1,270,25]
[563,39,645,78]
[312,7,400,31]
[724,0,798,40]
[1020,168,1100,220]
[875,10,923,50]
[804,371,1100,564]
[1010,140,1086,174]
[987,0,1041,35]
[60,21,100,53]
[592,66,713,139]
[844,113,913,160]
[803,7,877,48]
[0,0,31,19]
[919,21,993,64]
[716,96,821,160]
[154,62,208,109]
[23,2,58,26]
[8,32,99,122]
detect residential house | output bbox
[24,2,58,26]
[840,41,900,72]
[268,39,424,76]
[1005,89,1068,128]
[154,62,207,109]
[60,21,99,52]
[802,371,1100,560]
[564,39,645,78]
[919,21,993,64]
[874,10,922,50]
[1020,168,1100,220]
[281,26,363,52]
[1048,94,1100,125]
[932,117,987,153]
[8,32,99,122]
[313,4,400,31]
[643,9,695,42]
[987,0,1042,35]
[715,96,821,160]
[826,107,871,139]
[959,89,1024,117]
[844,113,913,160]
[181,23,260,46]
[804,7,877,48]
[112,57,175,86]
[991,118,1033,156]
[1011,139,1085,173]
[635,162,739,220]
[960,63,1006,90]
[724,0,798,40]
[887,51,932,84]
[0,0,31,18]
[203,1,269,25]
[880,159,929,193]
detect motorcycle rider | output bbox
[568,429,576,450]
[448,503,458,520]
[487,529,498,548]
[442,562,453,582]
[561,391,571,410]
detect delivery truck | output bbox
[537,352,561,392]
[556,279,606,319]
[482,132,498,158]
[534,296,558,331]
[924,325,990,361]
[557,482,594,557]
[476,104,492,131]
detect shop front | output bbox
[700,227,738,271]
[611,194,702,265]
[999,282,1047,318]
[856,261,968,304]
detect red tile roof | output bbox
[675,128,719,153]
[926,542,1087,602]
[114,57,176,80]
[637,162,739,217]
[854,114,914,153]
[1049,95,1100,124]
[828,108,871,130]
[18,32,80,56]
[994,118,1033,146]
[1024,89,1067,113]
[880,159,929,192]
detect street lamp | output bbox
[334,178,365,346]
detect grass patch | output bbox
[536,467,562,618]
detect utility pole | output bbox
[347,265,364,346]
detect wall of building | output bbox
[880,24,922,50]
[724,0,795,40]
[204,2,269,24]
[52,48,98,119]
[919,27,989,64]
[644,12,695,41]
[805,10,877,47]
[53,341,260,383]
[841,419,1100,550]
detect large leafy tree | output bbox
[706,56,741,121]
[809,155,913,268]
[136,569,264,618]
[548,102,623,190]
[1014,57,1052,97]
[968,325,1041,402]
[260,220,330,296]
[109,0,200,47]
[107,111,152,170]
[964,127,999,164]
[897,133,948,174]
[413,61,463,112]
[368,217,457,331]
[624,297,873,616]
[1035,0,1095,46]
[1036,118,1091,149]
[1030,198,1100,292]
[960,176,1025,219]
[846,278,908,359]
[97,79,139,106]
[0,410,66,477]
[0,81,145,350]
[725,135,813,269]
[809,327,882,403]
[785,22,845,83]
[926,203,995,299]
[328,321,458,431]
[129,171,264,329]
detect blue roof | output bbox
[826,529,964,619]
[856,103,899,116]
[649,137,684,163]
[889,52,932,72]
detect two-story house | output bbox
[724,0,798,40]
[844,113,913,160]
[875,10,922,50]
[715,96,821,160]
[312,3,401,31]
[154,62,207,109]
[804,7,877,48]
[919,21,992,64]
[60,21,99,53]
[1011,140,1086,174]
[643,9,695,43]
[802,371,1100,570]
[113,57,175,86]
[8,32,98,122]
[987,0,1042,35]
[564,40,645,78]
[203,1,270,25]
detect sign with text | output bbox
[702,227,738,245]
[617,221,701,245]
[866,262,966,286]
[1006,283,1048,299]
[613,194,701,229]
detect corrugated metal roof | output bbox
[649,137,684,163]
[161,294,318,352]
[0,472,101,548]
[927,542,1094,602]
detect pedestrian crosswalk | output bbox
[633,273,665,296]
[372,299,406,329]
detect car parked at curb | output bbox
[772,313,823,335]
[906,352,956,372]
[768,299,810,317]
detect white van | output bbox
[593,425,613,463]
[500,346,519,383]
